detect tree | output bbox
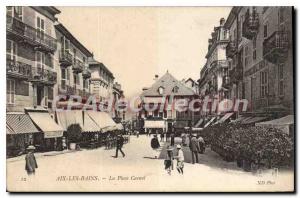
[67,124,82,143]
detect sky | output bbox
[57,7,231,98]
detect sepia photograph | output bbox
[5,5,295,192]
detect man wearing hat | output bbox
[25,145,38,175]
[174,144,184,174]
[115,134,125,158]
[189,135,200,164]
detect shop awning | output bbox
[27,112,64,138]
[255,115,294,134]
[6,113,40,134]
[214,113,234,125]
[194,118,204,128]
[204,117,216,128]
[56,110,83,131]
[87,111,117,132]
[83,111,101,133]
[230,116,246,123]
[144,120,165,128]
[242,117,268,124]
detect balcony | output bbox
[6,59,31,79]
[226,40,237,58]
[59,50,73,67]
[73,59,84,73]
[58,84,76,95]
[242,8,259,40]
[82,69,91,79]
[29,67,57,85]
[263,31,289,64]
[6,15,57,53]
[210,60,229,70]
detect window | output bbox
[44,86,48,107]
[36,16,45,41]
[264,23,268,38]
[158,86,164,95]
[7,79,15,104]
[279,8,284,24]
[36,51,45,72]
[260,71,268,98]
[244,46,250,67]
[74,74,80,85]
[172,86,179,93]
[73,49,77,64]
[278,64,284,96]
[61,68,67,90]
[7,6,22,20]
[253,37,257,60]
[83,79,89,89]
[6,40,17,62]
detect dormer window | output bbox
[158,86,164,95]
[172,86,179,93]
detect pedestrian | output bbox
[164,146,174,175]
[189,135,199,164]
[136,131,139,138]
[197,135,205,154]
[160,132,165,142]
[174,144,184,174]
[25,145,38,176]
[151,134,160,158]
[115,134,125,158]
[170,133,175,147]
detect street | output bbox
[7,135,293,192]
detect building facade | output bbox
[224,7,293,113]
[7,6,60,112]
[88,57,115,106]
[140,72,198,134]
[55,23,93,105]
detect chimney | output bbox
[220,18,225,26]
[154,74,159,81]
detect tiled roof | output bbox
[141,72,196,96]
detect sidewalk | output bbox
[7,149,78,163]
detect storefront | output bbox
[6,113,40,157]
[27,111,64,151]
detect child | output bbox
[175,144,184,174]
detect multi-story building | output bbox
[55,23,93,105]
[6,6,64,155]
[112,82,125,122]
[225,7,293,114]
[197,18,230,115]
[88,57,115,105]
[140,71,197,134]
[6,6,60,111]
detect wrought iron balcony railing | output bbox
[82,68,91,79]
[73,59,84,73]
[59,50,73,67]
[263,31,289,64]
[29,67,57,85]
[6,59,32,79]
[242,8,259,40]
[7,15,57,53]
[210,60,229,70]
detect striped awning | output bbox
[6,113,40,134]
[87,111,117,132]
[83,111,101,133]
[27,112,64,138]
